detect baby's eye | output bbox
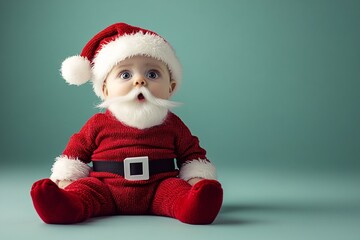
[146,70,160,80]
[119,71,132,80]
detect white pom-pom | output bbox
[61,55,92,85]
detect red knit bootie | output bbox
[175,179,223,224]
[30,179,87,224]
[151,178,223,224]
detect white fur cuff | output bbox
[50,155,91,182]
[179,159,217,181]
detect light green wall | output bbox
[0,0,359,170]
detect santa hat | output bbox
[61,23,182,99]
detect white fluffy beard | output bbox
[98,87,181,129]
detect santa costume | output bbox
[30,23,223,224]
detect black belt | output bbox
[92,158,177,177]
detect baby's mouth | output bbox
[137,93,145,101]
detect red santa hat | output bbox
[61,23,182,99]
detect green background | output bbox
[0,0,359,239]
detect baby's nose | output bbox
[133,77,147,87]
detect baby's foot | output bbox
[176,179,223,224]
[30,179,86,224]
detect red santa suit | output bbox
[31,110,223,224]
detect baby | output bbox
[30,23,223,224]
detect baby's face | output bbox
[103,56,176,100]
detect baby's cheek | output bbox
[109,83,131,97]
[151,85,172,99]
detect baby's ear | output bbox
[102,84,108,97]
[170,80,177,94]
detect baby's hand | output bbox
[187,177,203,186]
[57,180,74,189]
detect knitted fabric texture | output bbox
[31,111,223,224]
[62,110,207,166]
[31,175,223,224]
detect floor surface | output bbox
[1,165,359,240]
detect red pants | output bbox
[31,171,223,224]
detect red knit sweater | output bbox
[62,110,207,167]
